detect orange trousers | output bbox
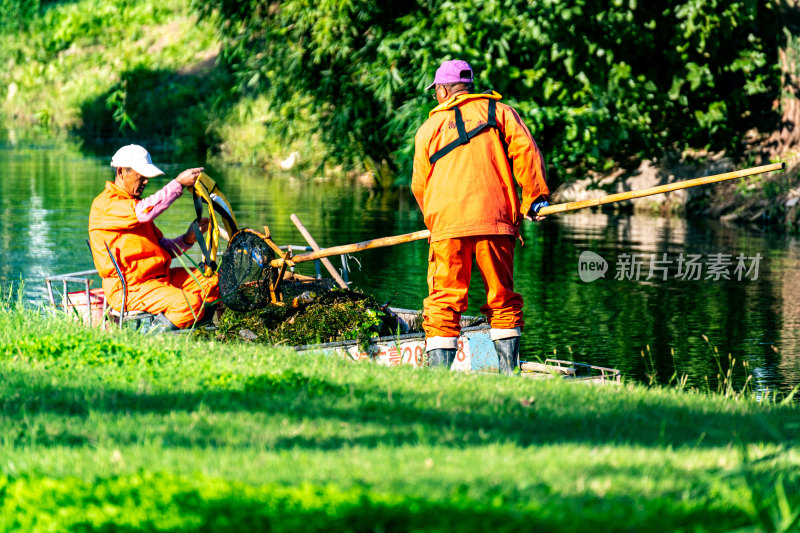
[106,268,219,328]
[423,235,523,340]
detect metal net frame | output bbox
[218,229,276,312]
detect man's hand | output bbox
[183,218,210,245]
[524,213,548,222]
[176,167,205,188]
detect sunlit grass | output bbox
[0,306,799,530]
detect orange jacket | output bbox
[411,92,549,242]
[88,181,172,295]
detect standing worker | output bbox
[88,144,218,331]
[411,60,550,374]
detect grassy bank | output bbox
[1,1,213,134]
[0,0,318,169]
[1,301,799,531]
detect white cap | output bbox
[110,144,165,178]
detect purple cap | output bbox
[425,60,474,91]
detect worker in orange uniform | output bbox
[89,144,218,331]
[411,60,550,374]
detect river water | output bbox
[1,133,799,394]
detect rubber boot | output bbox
[194,304,220,328]
[495,337,520,375]
[427,348,456,369]
[149,312,179,334]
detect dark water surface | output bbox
[1,136,799,394]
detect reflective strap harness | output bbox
[429,98,498,165]
[192,173,239,277]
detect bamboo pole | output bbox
[290,214,349,288]
[270,162,785,268]
[537,162,785,216]
[272,230,431,267]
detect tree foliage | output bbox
[196,2,783,182]
[0,0,67,31]
[0,0,41,31]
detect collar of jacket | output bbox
[105,180,137,200]
[428,91,502,117]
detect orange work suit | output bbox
[88,181,218,328]
[411,92,548,346]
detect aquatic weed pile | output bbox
[209,289,403,347]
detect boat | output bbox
[44,271,621,384]
[295,308,621,383]
[45,269,156,328]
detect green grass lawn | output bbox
[1,303,799,532]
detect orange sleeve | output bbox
[499,104,549,216]
[411,124,433,212]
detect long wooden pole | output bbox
[272,230,431,267]
[537,161,785,216]
[271,162,784,268]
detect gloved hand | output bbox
[524,196,550,222]
[530,198,550,214]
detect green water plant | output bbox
[208,288,401,348]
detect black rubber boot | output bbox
[495,337,520,375]
[194,304,221,327]
[149,313,179,334]
[427,348,456,369]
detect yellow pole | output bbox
[270,162,785,268]
[538,162,784,216]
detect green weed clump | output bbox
[210,289,401,347]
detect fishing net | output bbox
[218,229,276,312]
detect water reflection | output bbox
[524,211,793,393]
[0,137,798,392]
[776,246,800,392]
[25,190,54,282]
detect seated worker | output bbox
[88,144,219,330]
